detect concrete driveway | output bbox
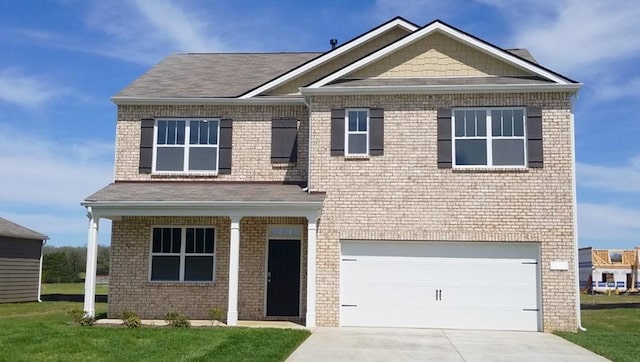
[287,327,609,362]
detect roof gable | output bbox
[307,20,578,89]
[240,17,418,98]
[349,32,530,79]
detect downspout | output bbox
[570,110,586,331]
[303,96,312,193]
[37,238,47,302]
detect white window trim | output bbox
[344,108,370,157]
[148,225,217,283]
[452,107,528,169]
[152,118,220,175]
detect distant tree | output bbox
[43,251,75,283]
[97,246,110,275]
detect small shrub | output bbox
[164,311,190,328]
[122,309,141,328]
[207,308,226,322]
[68,309,95,326]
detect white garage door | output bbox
[340,241,540,331]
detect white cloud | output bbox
[0,68,62,107]
[510,1,640,73]
[82,0,228,64]
[577,159,640,193]
[0,124,113,207]
[578,203,640,245]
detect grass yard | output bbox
[581,292,640,305]
[41,283,109,295]
[556,308,640,362]
[0,302,309,361]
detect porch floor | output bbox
[95,319,305,329]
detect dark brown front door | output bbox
[266,239,300,317]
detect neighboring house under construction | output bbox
[579,247,640,292]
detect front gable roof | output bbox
[239,17,419,98]
[304,20,580,92]
[112,18,580,105]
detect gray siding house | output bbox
[0,217,47,303]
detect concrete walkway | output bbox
[287,327,610,362]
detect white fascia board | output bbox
[111,96,305,106]
[309,22,574,89]
[300,83,583,96]
[82,200,323,220]
[239,18,419,99]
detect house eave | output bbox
[82,200,324,220]
[111,96,305,106]
[300,83,583,96]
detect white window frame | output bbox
[152,119,220,174]
[345,108,370,156]
[452,107,527,168]
[148,226,216,283]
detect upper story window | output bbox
[150,226,216,282]
[331,108,384,157]
[453,108,526,167]
[346,109,369,156]
[154,119,219,173]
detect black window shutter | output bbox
[271,119,298,163]
[219,119,233,174]
[527,107,543,168]
[437,108,452,168]
[331,109,345,156]
[369,108,384,156]
[139,119,155,174]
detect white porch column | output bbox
[227,216,241,326]
[306,220,317,328]
[83,212,99,317]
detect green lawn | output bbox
[41,283,109,295]
[0,302,309,361]
[581,292,640,305]
[556,308,640,362]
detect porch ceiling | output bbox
[82,182,325,220]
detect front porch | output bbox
[81,182,324,328]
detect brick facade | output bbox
[109,216,307,320]
[114,104,308,182]
[309,93,577,331]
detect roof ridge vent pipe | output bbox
[330,38,338,50]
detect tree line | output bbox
[42,245,110,283]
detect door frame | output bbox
[263,225,303,318]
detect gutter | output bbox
[303,96,312,193]
[37,238,47,302]
[300,83,583,96]
[570,111,587,332]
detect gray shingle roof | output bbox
[85,182,325,203]
[0,217,47,240]
[506,49,538,64]
[115,53,322,98]
[114,49,538,99]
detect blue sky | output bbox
[1,0,639,249]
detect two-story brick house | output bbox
[82,18,582,332]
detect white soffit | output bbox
[308,21,575,89]
[239,18,419,99]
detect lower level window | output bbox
[150,227,215,282]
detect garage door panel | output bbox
[340,241,540,331]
